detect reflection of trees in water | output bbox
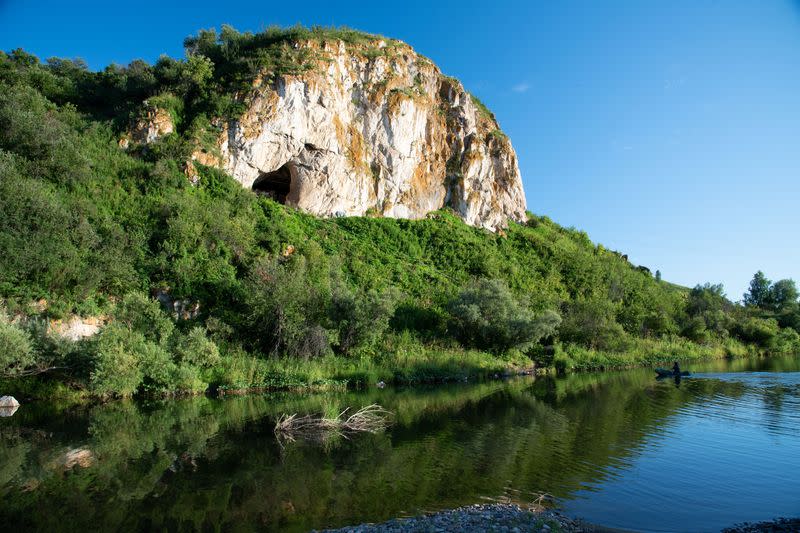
[0,359,797,531]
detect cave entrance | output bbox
[252,163,293,204]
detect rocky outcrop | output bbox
[216,39,527,230]
[125,104,175,146]
[49,316,104,341]
[155,289,201,320]
[127,37,528,230]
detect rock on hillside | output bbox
[139,35,528,230]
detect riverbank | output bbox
[316,504,596,533]
[0,335,768,404]
[722,518,800,532]
[318,504,800,533]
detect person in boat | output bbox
[672,361,681,376]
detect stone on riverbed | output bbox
[0,396,19,417]
[59,448,96,469]
[0,395,20,417]
[0,395,20,408]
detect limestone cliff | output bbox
[145,37,527,230]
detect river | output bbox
[1,356,798,532]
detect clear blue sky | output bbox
[2,0,799,299]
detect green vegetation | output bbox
[0,28,798,399]
[469,92,496,122]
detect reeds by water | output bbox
[274,404,392,442]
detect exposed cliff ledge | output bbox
[137,34,528,230]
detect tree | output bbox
[687,283,727,316]
[766,279,798,312]
[744,271,771,308]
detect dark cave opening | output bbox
[252,163,293,204]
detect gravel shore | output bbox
[316,503,607,533]
[317,502,800,532]
[721,518,800,533]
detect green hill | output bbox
[1,27,798,399]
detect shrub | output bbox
[448,278,561,353]
[0,315,37,377]
[172,326,221,368]
[682,316,712,344]
[330,285,400,355]
[559,298,628,351]
[733,317,780,348]
[170,364,206,393]
[244,248,333,359]
[138,342,177,394]
[88,323,145,397]
[114,292,175,344]
[772,327,800,354]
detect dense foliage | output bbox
[0,28,798,398]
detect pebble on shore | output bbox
[315,503,592,533]
[721,518,800,533]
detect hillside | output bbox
[1,26,798,399]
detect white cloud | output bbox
[511,82,530,93]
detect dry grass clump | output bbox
[274,404,392,442]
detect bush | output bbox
[559,298,628,351]
[330,285,400,355]
[772,327,800,354]
[172,326,220,368]
[88,324,145,397]
[0,315,37,377]
[170,364,206,393]
[114,292,175,345]
[244,248,334,359]
[733,317,780,348]
[448,278,560,353]
[138,342,177,394]
[682,316,712,344]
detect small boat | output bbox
[655,368,690,377]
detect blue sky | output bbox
[2,0,799,299]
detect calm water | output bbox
[1,356,799,532]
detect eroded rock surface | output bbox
[218,39,526,230]
[129,105,175,145]
[130,38,527,230]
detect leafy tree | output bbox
[744,271,771,308]
[766,279,798,312]
[687,283,727,316]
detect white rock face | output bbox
[218,39,527,230]
[49,316,103,341]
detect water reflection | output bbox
[0,356,798,532]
